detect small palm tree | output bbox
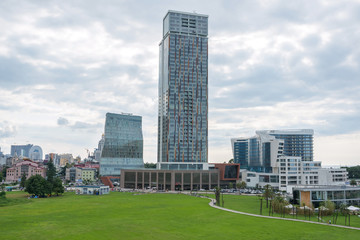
[262,184,273,208]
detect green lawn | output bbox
[201,193,360,228]
[0,191,359,239]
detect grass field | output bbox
[0,191,359,239]
[201,193,360,228]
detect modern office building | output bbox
[100,113,144,176]
[10,144,33,158]
[29,145,43,161]
[158,10,209,169]
[231,134,284,172]
[256,129,314,161]
[293,185,360,207]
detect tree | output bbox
[350,179,357,186]
[346,165,360,179]
[239,181,247,189]
[1,166,9,180]
[262,184,274,208]
[52,178,64,196]
[46,159,57,195]
[25,175,50,197]
[0,184,6,199]
[144,162,156,168]
[20,173,27,188]
[59,166,67,177]
[320,200,335,216]
[215,187,221,206]
[46,159,56,183]
[228,159,234,163]
[228,182,233,189]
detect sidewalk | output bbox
[208,198,360,231]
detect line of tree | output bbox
[25,159,64,197]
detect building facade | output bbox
[256,129,314,161]
[29,145,43,161]
[66,167,82,182]
[231,134,284,172]
[11,144,33,158]
[6,159,46,182]
[100,113,144,176]
[120,169,219,191]
[293,186,360,207]
[158,11,209,168]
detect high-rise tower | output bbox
[158,11,208,169]
[100,113,144,176]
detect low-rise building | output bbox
[6,159,46,182]
[65,167,82,182]
[81,168,96,182]
[293,185,360,207]
[120,169,220,191]
[240,157,347,193]
[75,185,109,195]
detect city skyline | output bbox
[0,1,359,166]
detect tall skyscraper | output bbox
[256,129,314,161]
[158,10,208,169]
[100,113,144,176]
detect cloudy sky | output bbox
[0,0,359,166]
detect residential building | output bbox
[66,167,82,182]
[256,129,314,161]
[100,113,144,176]
[231,134,284,172]
[59,154,74,167]
[241,157,347,193]
[81,168,96,182]
[6,159,46,182]
[158,10,209,169]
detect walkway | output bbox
[207,198,360,231]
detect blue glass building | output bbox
[100,113,144,176]
[256,129,314,161]
[158,11,208,167]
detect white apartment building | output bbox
[241,156,347,193]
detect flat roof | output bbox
[294,185,360,191]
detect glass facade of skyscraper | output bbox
[158,11,208,164]
[256,129,314,161]
[232,134,284,173]
[100,113,144,176]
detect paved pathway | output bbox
[206,198,360,231]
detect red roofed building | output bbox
[6,159,46,182]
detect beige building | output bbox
[81,168,96,182]
[6,159,46,182]
[66,167,96,183]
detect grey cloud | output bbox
[71,121,102,130]
[57,117,69,126]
